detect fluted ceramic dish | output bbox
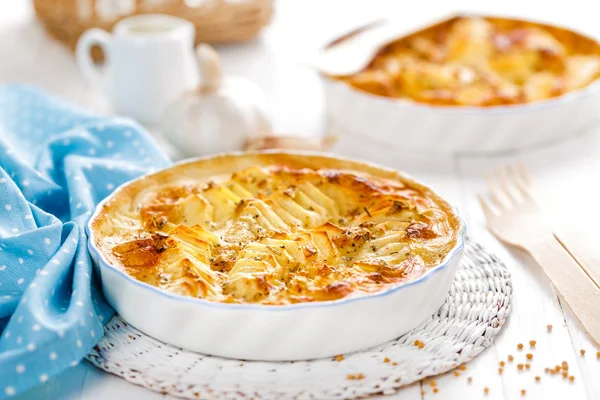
[87,151,466,361]
[322,14,600,154]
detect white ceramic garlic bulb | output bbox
[161,44,272,157]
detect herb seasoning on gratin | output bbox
[91,154,461,305]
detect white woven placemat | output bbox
[86,238,512,399]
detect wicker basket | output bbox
[34,0,273,55]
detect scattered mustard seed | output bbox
[347,374,355,380]
[508,355,514,362]
[433,387,439,393]
[498,368,504,374]
[525,364,531,370]
[392,362,398,366]
[547,324,553,332]
[430,380,437,387]
[357,373,365,380]
[596,351,600,358]
[453,370,460,377]
[580,349,586,356]
[529,340,536,347]
[521,389,527,396]
[484,387,489,395]
[517,343,524,350]
[467,377,473,384]
[384,357,390,363]
[421,390,426,396]
[500,361,505,367]
[526,353,533,360]
[569,376,575,382]
[335,355,344,362]
[535,376,540,382]
[562,371,568,379]
[517,364,524,370]
[459,364,467,371]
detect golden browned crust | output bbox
[90,152,462,305]
[335,16,600,106]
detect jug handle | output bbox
[76,28,112,87]
[196,44,222,92]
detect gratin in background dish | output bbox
[322,14,600,154]
[87,151,465,360]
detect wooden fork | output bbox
[515,165,600,291]
[479,165,600,345]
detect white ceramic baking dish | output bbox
[87,151,466,361]
[321,15,600,154]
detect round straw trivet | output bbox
[86,238,511,399]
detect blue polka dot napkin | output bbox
[0,84,170,398]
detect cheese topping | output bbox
[336,16,600,106]
[91,154,461,305]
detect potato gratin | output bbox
[338,16,600,106]
[91,153,462,305]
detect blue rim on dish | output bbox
[86,153,467,311]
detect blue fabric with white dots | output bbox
[0,84,171,398]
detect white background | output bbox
[2,0,600,399]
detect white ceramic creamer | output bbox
[76,14,200,124]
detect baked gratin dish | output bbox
[337,16,600,106]
[90,152,462,306]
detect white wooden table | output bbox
[3,1,600,399]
